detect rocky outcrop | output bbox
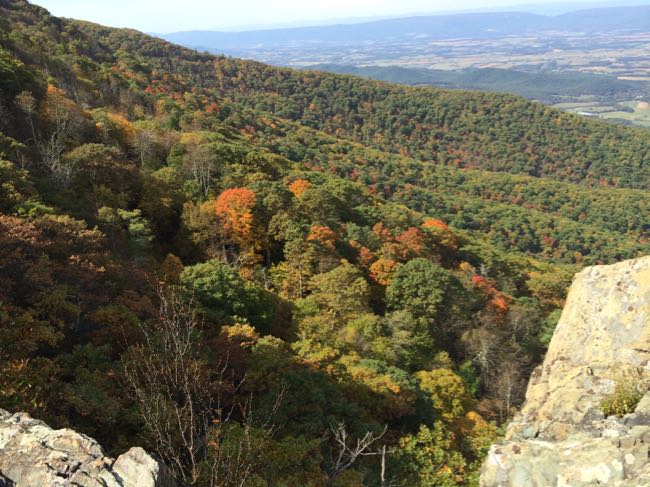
[481,255,650,486]
[0,409,176,487]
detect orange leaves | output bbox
[491,295,509,313]
[471,273,510,315]
[205,101,220,114]
[372,222,393,243]
[422,218,449,231]
[307,225,337,251]
[288,178,311,197]
[396,227,425,259]
[215,188,256,249]
[369,258,399,286]
[357,246,375,268]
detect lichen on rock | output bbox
[481,255,650,487]
[0,409,176,487]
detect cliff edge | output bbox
[0,409,176,487]
[481,255,650,486]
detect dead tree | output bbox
[123,283,282,486]
[15,88,80,184]
[326,422,388,487]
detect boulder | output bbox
[481,255,650,486]
[0,410,176,487]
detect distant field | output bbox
[163,5,650,128]
[555,100,650,127]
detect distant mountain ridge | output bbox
[312,64,650,104]
[160,5,650,51]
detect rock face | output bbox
[481,255,650,486]
[0,409,176,487]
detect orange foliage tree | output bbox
[307,225,337,251]
[214,188,259,264]
[396,227,426,260]
[288,178,311,197]
[369,258,399,286]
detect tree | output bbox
[123,284,279,486]
[277,237,318,299]
[181,200,222,259]
[98,207,153,259]
[325,422,387,487]
[308,262,371,331]
[526,269,573,308]
[214,187,259,265]
[0,159,33,212]
[288,178,311,197]
[369,258,399,286]
[416,368,469,424]
[386,258,451,325]
[382,310,436,371]
[37,85,84,185]
[395,424,466,487]
[180,259,275,332]
[183,143,219,199]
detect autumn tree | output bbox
[214,187,260,265]
[288,178,311,197]
[369,258,400,286]
[308,262,371,329]
[395,424,466,487]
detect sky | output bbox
[32,0,642,33]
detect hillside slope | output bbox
[0,1,648,486]
[313,64,650,104]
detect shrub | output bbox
[600,381,644,417]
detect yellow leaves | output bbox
[338,354,416,420]
[179,132,208,145]
[288,178,311,197]
[220,323,260,349]
[416,368,469,424]
[458,261,475,274]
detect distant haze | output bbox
[32,0,650,33]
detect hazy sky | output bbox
[32,0,629,32]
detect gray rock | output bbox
[0,410,176,487]
[113,448,177,487]
[634,392,650,415]
[481,256,650,486]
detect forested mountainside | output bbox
[0,1,648,486]
[311,64,650,105]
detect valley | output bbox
[0,1,648,485]
[162,5,650,127]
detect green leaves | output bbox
[180,259,275,333]
[0,47,34,100]
[387,258,451,323]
